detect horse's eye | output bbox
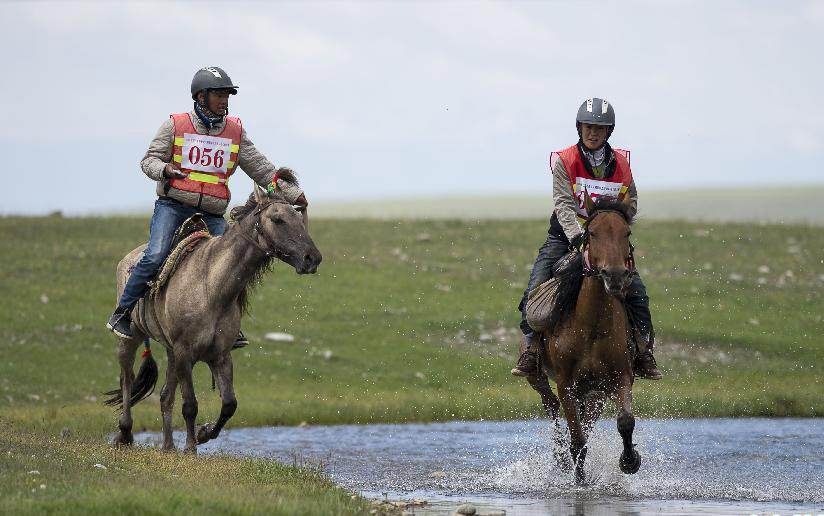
[273,217,286,225]
[590,232,596,238]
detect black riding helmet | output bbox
[576,97,615,139]
[191,67,239,100]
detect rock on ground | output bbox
[454,503,477,515]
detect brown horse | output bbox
[104,172,321,453]
[526,193,642,484]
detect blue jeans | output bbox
[118,198,225,310]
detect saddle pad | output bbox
[148,230,210,294]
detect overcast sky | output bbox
[2,0,822,215]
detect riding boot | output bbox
[511,332,541,377]
[232,330,249,350]
[106,305,133,339]
[633,328,662,380]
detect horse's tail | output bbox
[103,340,159,410]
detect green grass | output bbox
[1,216,823,430]
[0,421,368,515]
[1,215,823,513]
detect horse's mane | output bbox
[588,197,634,225]
[545,197,633,335]
[229,168,299,223]
[227,168,299,314]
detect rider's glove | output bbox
[163,164,188,179]
[569,233,584,252]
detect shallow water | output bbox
[136,418,824,515]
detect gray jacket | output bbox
[140,111,303,215]
[552,152,638,241]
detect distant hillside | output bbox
[310,187,824,224]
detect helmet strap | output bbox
[193,89,225,129]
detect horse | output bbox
[104,172,322,453]
[525,193,642,484]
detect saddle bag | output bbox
[525,276,561,332]
[525,250,581,332]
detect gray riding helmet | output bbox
[191,67,239,100]
[576,97,615,138]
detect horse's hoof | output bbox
[183,445,197,455]
[161,445,177,453]
[619,449,641,474]
[112,432,133,447]
[196,424,212,444]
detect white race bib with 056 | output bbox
[181,133,232,174]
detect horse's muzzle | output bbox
[296,248,322,274]
[601,266,631,296]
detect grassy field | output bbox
[0,421,369,515]
[309,186,824,224]
[1,215,823,513]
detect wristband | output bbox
[267,172,280,193]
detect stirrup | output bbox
[232,331,249,350]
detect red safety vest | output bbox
[168,113,242,201]
[550,144,632,221]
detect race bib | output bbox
[574,177,623,214]
[180,133,232,174]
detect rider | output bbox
[106,66,306,344]
[511,97,662,380]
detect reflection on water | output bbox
[136,418,824,516]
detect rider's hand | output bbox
[163,163,188,179]
[569,233,584,251]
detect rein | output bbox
[580,209,636,280]
[235,198,294,258]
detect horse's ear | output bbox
[254,185,265,205]
[583,188,595,213]
[621,190,633,206]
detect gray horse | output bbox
[105,172,322,453]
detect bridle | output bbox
[235,197,305,258]
[580,209,636,280]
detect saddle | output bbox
[147,214,211,294]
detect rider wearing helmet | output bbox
[511,98,662,380]
[106,67,306,344]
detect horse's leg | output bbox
[174,350,199,454]
[616,377,641,474]
[526,373,560,420]
[558,381,587,484]
[526,374,570,471]
[113,336,140,446]
[581,393,606,441]
[196,354,237,445]
[159,347,178,451]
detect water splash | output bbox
[135,418,824,509]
